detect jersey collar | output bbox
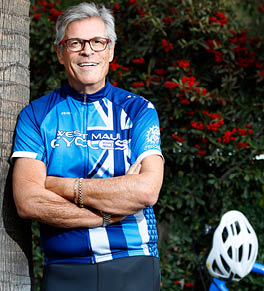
[64,79,111,102]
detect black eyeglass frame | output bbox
[59,37,111,52]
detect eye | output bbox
[68,39,82,47]
[92,38,105,45]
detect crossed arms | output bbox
[12,155,163,228]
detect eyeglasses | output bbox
[60,37,111,52]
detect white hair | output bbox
[55,2,117,46]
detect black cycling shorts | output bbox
[42,256,160,291]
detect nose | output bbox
[80,41,94,56]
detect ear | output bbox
[108,43,115,63]
[54,44,65,65]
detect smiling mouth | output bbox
[78,62,98,67]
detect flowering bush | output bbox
[30,0,264,290]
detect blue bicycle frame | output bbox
[209,262,264,290]
[209,278,228,291]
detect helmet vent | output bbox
[227,246,233,259]
[220,254,230,273]
[212,260,223,275]
[222,227,228,243]
[231,224,234,235]
[238,245,243,262]
[235,221,241,234]
[248,244,252,259]
[234,273,242,280]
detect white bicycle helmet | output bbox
[206,210,258,282]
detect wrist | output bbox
[100,211,111,227]
[72,178,84,207]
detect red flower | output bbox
[197,150,207,156]
[50,8,62,17]
[257,70,264,79]
[185,282,195,287]
[220,130,237,144]
[214,51,223,63]
[137,8,145,16]
[179,96,190,105]
[163,17,174,26]
[190,121,204,131]
[112,82,118,87]
[128,0,138,5]
[258,3,264,13]
[151,77,161,82]
[237,141,249,148]
[110,58,121,71]
[202,110,223,120]
[181,76,198,87]
[209,11,228,26]
[204,40,223,62]
[256,61,263,69]
[210,113,223,120]
[238,128,247,135]
[32,5,37,11]
[164,81,179,89]
[207,120,224,131]
[48,8,63,22]
[132,57,145,64]
[114,3,120,10]
[155,68,167,76]
[121,66,130,71]
[204,40,222,50]
[196,87,207,96]
[38,0,54,11]
[132,82,144,88]
[162,39,174,53]
[33,13,42,21]
[171,133,184,143]
[177,59,190,69]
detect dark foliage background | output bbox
[30,0,264,290]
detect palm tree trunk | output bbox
[0,0,32,289]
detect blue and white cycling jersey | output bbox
[12,81,163,265]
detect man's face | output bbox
[55,17,115,94]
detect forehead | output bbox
[65,17,107,38]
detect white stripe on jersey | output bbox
[134,210,150,255]
[136,149,164,163]
[87,100,113,130]
[89,227,113,263]
[11,151,38,160]
[120,109,133,130]
[89,149,115,178]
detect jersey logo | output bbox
[146,125,160,145]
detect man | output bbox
[12,2,163,291]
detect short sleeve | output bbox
[11,105,46,161]
[130,101,163,163]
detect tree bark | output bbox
[0,0,32,290]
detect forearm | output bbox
[82,173,158,215]
[14,180,103,228]
[13,158,110,229]
[46,155,164,215]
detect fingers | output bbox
[126,162,141,175]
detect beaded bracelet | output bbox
[73,178,79,205]
[78,178,84,208]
